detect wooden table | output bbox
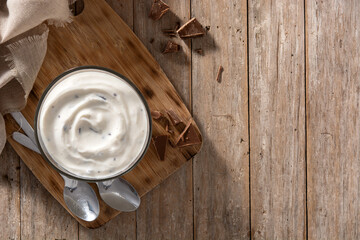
[1,0,359,239]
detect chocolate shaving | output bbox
[149,0,170,21]
[175,121,191,145]
[151,110,163,120]
[177,18,206,38]
[166,109,182,125]
[163,41,180,54]
[176,123,202,147]
[152,110,170,131]
[165,122,174,134]
[216,65,224,83]
[168,138,177,147]
[175,121,186,132]
[152,135,168,161]
[162,117,170,129]
[195,48,203,55]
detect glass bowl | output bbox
[34,66,152,182]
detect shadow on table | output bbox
[191,113,250,237]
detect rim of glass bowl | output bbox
[34,66,153,182]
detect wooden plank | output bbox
[20,161,79,239]
[79,1,136,238]
[4,0,202,228]
[79,212,136,240]
[133,0,193,239]
[133,0,191,108]
[248,0,306,238]
[137,161,193,240]
[191,0,250,239]
[0,143,20,240]
[306,1,360,239]
[106,0,133,29]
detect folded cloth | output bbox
[0,0,73,153]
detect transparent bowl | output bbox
[34,66,152,182]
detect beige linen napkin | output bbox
[0,0,73,153]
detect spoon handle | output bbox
[10,112,37,145]
[12,132,41,154]
[11,128,79,189]
[60,174,79,190]
[11,112,100,221]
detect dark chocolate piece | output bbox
[97,95,107,100]
[195,48,203,55]
[152,135,168,161]
[168,138,176,147]
[89,127,99,133]
[176,122,202,147]
[162,117,170,129]
[164,121,174,134]
[166,109,182,125]
[163,41,180,54]
[175,121,191,145]
[174,121,186,133]
[177,18,206,38]
[174,22,180,31]
[216,65,224,83]
[151,110,163,120]
[149,0,170,21]
[167,128,174,134]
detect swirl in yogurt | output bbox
[37,69,150,179]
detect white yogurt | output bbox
[37,68,150,179]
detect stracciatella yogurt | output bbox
[36,68,150,179]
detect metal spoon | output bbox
[96,178,140,212]
[11,112,141,212]
[61,174,99,221]
[10,113,100,221]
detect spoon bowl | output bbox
[97,178,140,212]
[62,175,100,221]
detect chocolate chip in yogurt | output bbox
[36,68,150,179]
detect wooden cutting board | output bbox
[4,0,201,229]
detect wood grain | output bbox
[0,143,20,240]
[79,212,136,240]
[306,0,360,239]
[248,0,306,238]
[4,0,360,238]
[137,161,193,240]
[106,0,133,29]
[191,0,250,239]
[20,161,78,240]
[4,0,201,228]
[79,0,136,238]
[133,0,191,108]
[133,0,194,239]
